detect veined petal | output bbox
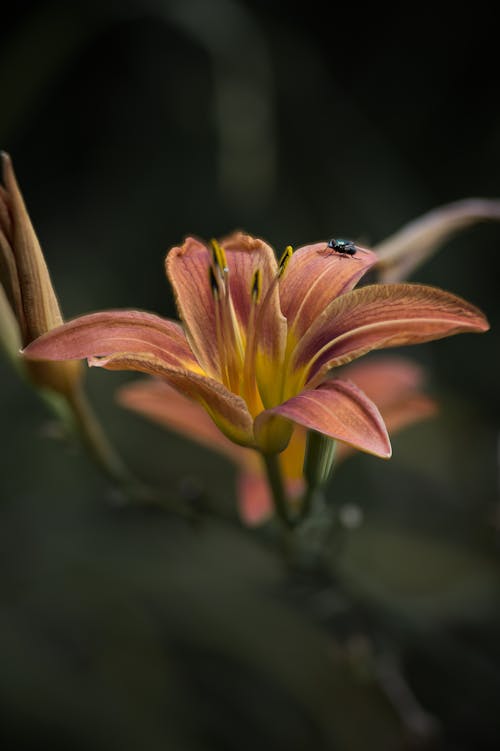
[165,237,220,377]
[89,352,255,447]
[166,233,285,378]
[292,284,490,386]
[23,310,200,371]
[221,232,287,407]
[255,379,391,458]
[375,198,500,283]
[117,377,304,527]
[220,231,280,333]
[341,356,429,406]
[279,240,377,343]
[335,357,437,461]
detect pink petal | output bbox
[292,284,490,385]
[237,431,306,526]
[23,310,198,370]
[165,233,285,381]
[89,352,255,447]
[23,310,255,446]
[340,356,428,407]
[340,355,437,432]
[255,379,391,458]
[335,357,437,461]
[165,236,224,378]
[118,377,307,527]
[279,240,377,342]
[219,231,281,335]
[237,471,274,526]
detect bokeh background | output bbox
[1,2,500,749]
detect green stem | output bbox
[262,452,294,529]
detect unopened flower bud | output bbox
[303,430,337,491]
[0,152,81,395]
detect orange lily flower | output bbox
[24,233,488,464]
[117,356,437,524]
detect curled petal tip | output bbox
[1,152,13,181]
[87,355,104,368]
[478,315,490,332]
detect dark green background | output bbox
[1,3,500,749]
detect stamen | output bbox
[208,243,244,394]
[242,267,263,416]
[210,238,229,275]
[251,268,262,303]
[208,265,220,299]
[208,267,231,387]
[278,245,293,276]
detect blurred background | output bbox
[1,2,500,749]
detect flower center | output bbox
[206,241,295,419]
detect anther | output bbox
[208,266,220,299]
[278,245,293,276]
[210,238,229,274]
[251,268,262,303]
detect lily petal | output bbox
[220,231,281,334]
[90,352,255,447]
[255,379,391,458]
[165,236,221,377]
[237,471,274,526]
[279,241,377,343]
[375,198,500,283]
[341,356,430,407]
[293,284,490,386]
[23,310,200,371]
[166,232,284,382]
[24,313,255,446]
[117,377,275,524]
[221,232,287,408]
[121,375,305,524]
[335,357,437,461]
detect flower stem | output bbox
[262,452,294,530]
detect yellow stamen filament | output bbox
[247,251,290,407]
[208,266,230,386]
[210,238,229,275]
[208,242,245,393]
[242,268,264,416]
